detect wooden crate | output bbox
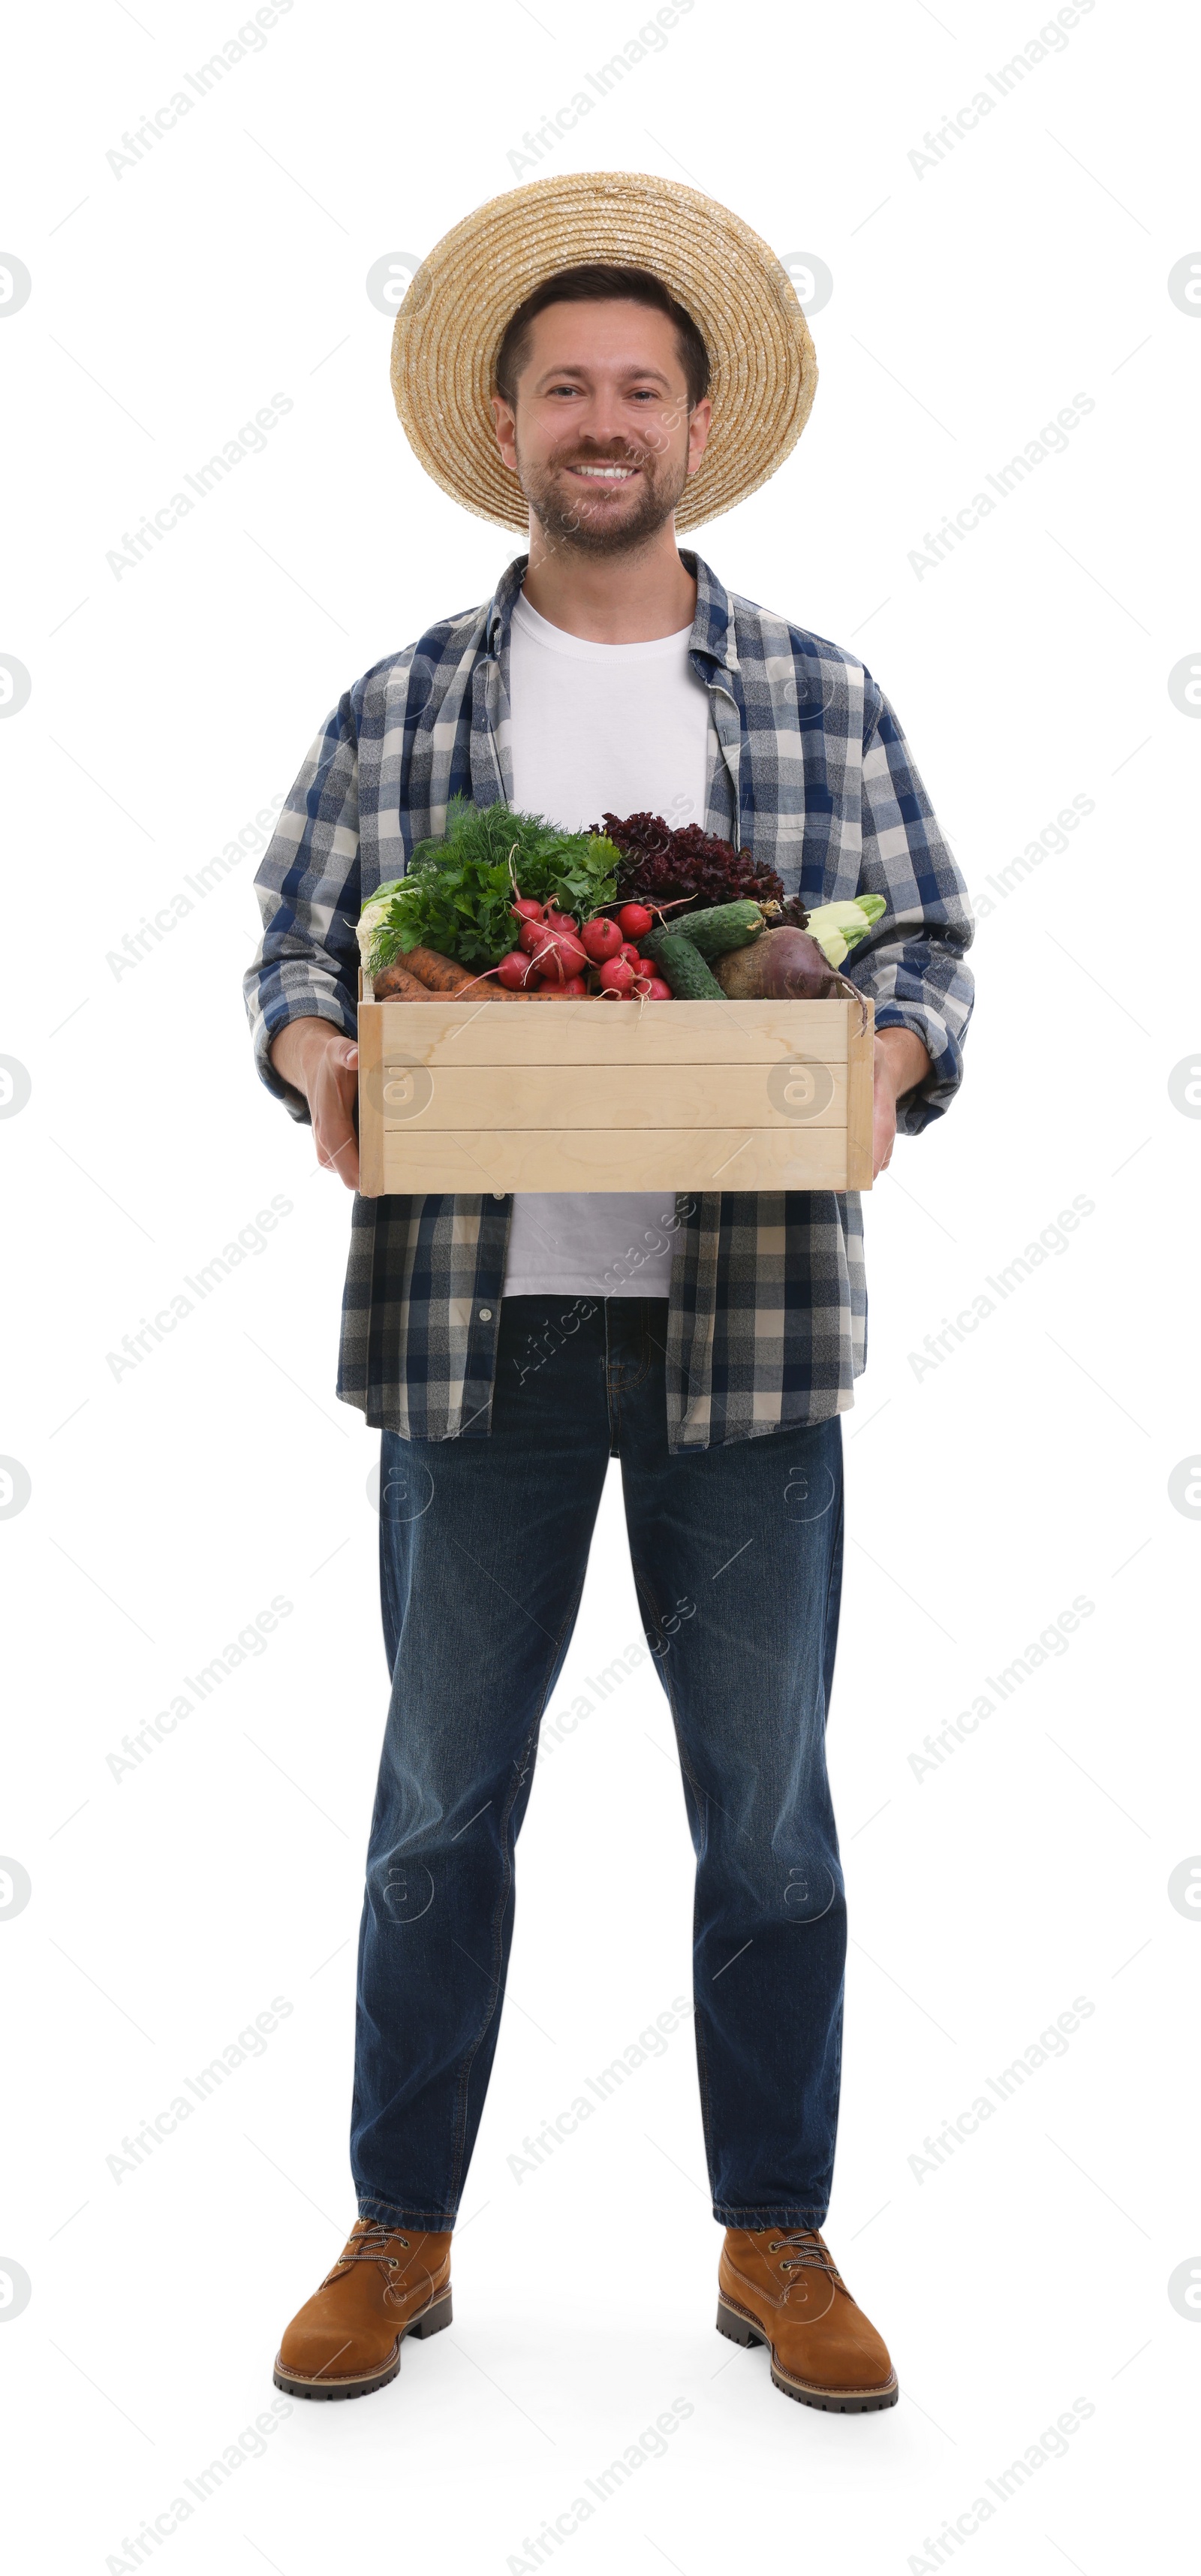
[357,994,874,1195]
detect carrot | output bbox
[469,975,525,1000]
[372,959,435,1000]
[486,981,587,1000]
[402,945,480,993]
[390,947,589,1002]
[410,953,588,1002]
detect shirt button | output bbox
[479,1307,493,1321]
[492,1192,505,1201]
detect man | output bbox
[246,172,973,2413]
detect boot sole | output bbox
[716,2294,898,2413]
[273,2289,453,2401]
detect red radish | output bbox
[510,897,544,925]
[598,955,636,995]
[580,914,624,963]
[518,917,546,954]
[496,948,537,989]
[531,928,587,981]
[618,902,654,940]
[642,976,672,1000]
[541,906,577,936]
[557,975,587,996]
[618,941,643,967]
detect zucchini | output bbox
[667,899,765,960]
[645,932,724,999]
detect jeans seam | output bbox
[821,1479,845,1731]
[604,1300,655,1450]
[607,1355,655,1398]
[442,1727,534,2216]
[442,1575,588,2215]
[628,1552,718,2187]
[607,1305,656,1402]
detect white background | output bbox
[2,1,1198,2568]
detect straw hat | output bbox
[390,170,817,534]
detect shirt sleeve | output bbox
[242,691,362,1123]
[846,674,975,1135]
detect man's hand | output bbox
[871,1026,932,1180]
[269,1020,360,1192]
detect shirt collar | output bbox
[483,553,528,655]
[684,550,739,678]
[482,547,738,679]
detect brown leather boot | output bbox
[274,2219,453,2400]
[717,2227,898,2412]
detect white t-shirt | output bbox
[501,589,712,1300]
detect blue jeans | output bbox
[353,1296,846,2231]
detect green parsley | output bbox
[357,798,621,976]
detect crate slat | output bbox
[381,1062,849,1133]
[377,1126,858,1193]
[370,995,853,1065]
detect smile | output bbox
[568,464,638,479]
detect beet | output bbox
[714,927,844,1000]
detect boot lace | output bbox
[330,2222,411,2276]
[765,2229,846,2287]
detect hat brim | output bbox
[390,170,817,534]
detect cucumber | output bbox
[645,933,724,999]
[669,900,765,960]
[643,901,764,995]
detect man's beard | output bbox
[517,439,690,559]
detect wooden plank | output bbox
[378,1126,853,1194]
[356,993,385,1198]
[366,995,852,1068]
[844,998,875,1191]
[383,1061,849,1134]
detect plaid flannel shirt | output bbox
[245,552,973,1451]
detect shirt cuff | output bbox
[873,1004,963,1135]
[254,995,357,1125]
